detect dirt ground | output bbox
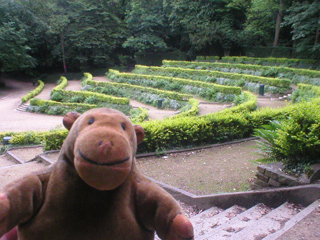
[137,140,260,195]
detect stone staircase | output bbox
[191,202,303,239]
[15,103,28,112]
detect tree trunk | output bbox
[315,27,319,45]
[60,33,67,74]
[273,0,284,48]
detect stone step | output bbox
[0,161,47,188]
[190,205,224,226]
[228,202,302,240]
[16,103,28,112]
[264,199,320,240]
[198,203,271,240]
[192,205,246,238]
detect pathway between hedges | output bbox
[0,76,288,132]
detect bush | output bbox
[84,96,99,104]
[130,108,149,123]
[50,92,64,102]
[51,76,68,94]
[254,103,320,168]
[70,96,85,103]
[21,80,45,103]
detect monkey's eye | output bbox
[88,117,94,125]
[121,123,126,130]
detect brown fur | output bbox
[0,108,193,240]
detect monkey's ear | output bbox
[134,125,145,144]
[63,112,81,131]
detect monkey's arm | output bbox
[0,174,48,237]
[134,177,194,240]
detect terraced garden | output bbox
[1,56,320,195]
[1,56,319,154]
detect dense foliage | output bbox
[0,0,319,78]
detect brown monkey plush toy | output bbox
[0,108,194,240]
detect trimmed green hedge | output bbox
[30,98,97,110]
[161,61,291,88]
[86,79,192,101]
[130,107,149,123]
[51,76,68,94]
[297,83,320,94]
[51,89,130,105]
[196,56,317,68]
[21,80,45,103]
[164,60,320,82]
[132,65,242,94]
[171,98,199,119]
[107,69,241,102]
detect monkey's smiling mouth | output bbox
[78,150,130,166]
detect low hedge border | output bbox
[30,98,97,110]
[51,76,68,94]
[130,107,149,123]
[86,79,192,101]
[164,60,320,80]
[171,98,199,119]
[196,56,317,67]
[297,83,320,95]
[161,61,291,88]
[107,69,242,100]
[132,65,242,95]
[21,80,45,103]
[52,89,130,105]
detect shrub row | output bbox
[297,83,320,95]
[290,83,320,103]
[164,60,320,83]
[108,69,240,102]
[51,89,130,105]
[30,98,96,109]
[21,80,45,103]
[162,61,291,89]
[51,76,68,94]
[171,98,199,119]
[196,56,317,67]
[85,79,192,101]
[130,107,149,123]
[133,65,242,94]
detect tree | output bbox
[65,0,129,70]
[168,0,247,56]
[283,1,320,59]
[0,1,37,77]
[123,0,169,53]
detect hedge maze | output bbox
[7,56,320,154]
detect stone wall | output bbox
[252,162,310,190]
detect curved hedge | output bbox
[107,70,241,102]
[171,98,199,119]
[164,60,320,82]
[21,80,45,103]
[85,79,192,101]
[30,98,97,109]
[51,76,68,94]
[132,65,242,94]
[161,61,291,88]
[52,89,130,105]
[196,56,317,68]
